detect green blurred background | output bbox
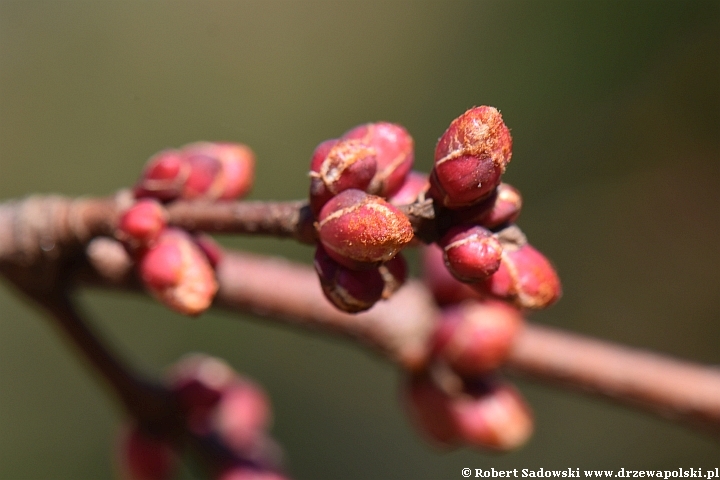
[1,1,719,478]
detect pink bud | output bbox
[388,171,429,206]
[116,199,168,251]
[317,189,414,268]
[194,233,224,269]
[182,142,255,200]
[134,150,189,201]
[314,245,384,313]
[117,425,176,480]
[342,122,414,197]
[138,229,218,315]
[183,153,223,199]
[379,253,408,299]
[430,107,512,208]
[402,374,459,447]
[217,467,290,480]
[438,225,503,282]
[213,382,272,452]
[309,139,377,215]
[432,301,523,375]
[421,244,483,306]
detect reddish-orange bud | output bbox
[182,142,255,200]
[342,122,414,197]
[388,171,429,206]
[379,253,408,299]
[138,228,218,315]
[432,301,523,376]
[403,374,459,447]
[430,106,512,208]
[421,244,483,306]
[133,150,189,201]
[116,199,168,251]
[438,225,502,282]
[116,426,176,480]
[309,138,377,215]
[317,189,414,268]
[314,245,384,313]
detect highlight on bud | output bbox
[317,189,414,268]
[342,122,414,197]
[421,244,483,306]
[388,171,429,206]
[116,425,177,480]
[309,138,377,215]
[432,301,523,376]
[138,228,218,315]
[314,245,384,313]
[429,106,512,208]
[438,225,503,283]
[116,199,168,251]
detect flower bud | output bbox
[432,301,523,376]
[116,199,168,251]
[430,106,512,208]
[314,245,384,313]
[133,150,189,201]
[194,233,224,269]
[138,229,218,315]
[448,183,522,229]
[217,467,290,480]
[117,425,176,480]
[213,381,272,452]
[379,253,408,299]
[402,374,459,447]
[342,122,414,197]
[317,189,414,268]
[181,142,255,200]
[388,171,429,206]
[421,244,483,306]
[438,225,502,282]
[309,139,377,215]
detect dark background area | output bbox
[1,1,719,478]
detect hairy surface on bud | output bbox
[182,142,255,200]
[117,199,168,251]
[403,374,459,447]
[430,106,512,208]
[134,150,189,201]
[432,301,523,375]
[213,382,272,452]
[379,253,408,299]
[314,245,384,313]
[439,225,503,282]
[421,244,483,306]
[388,171,429,206]
[117,426,176,480]
[451,381,533,452]
[138,229,218,315]
[309,139,377,215]
[317,189,414,267]
[342,122,414,197]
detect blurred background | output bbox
[1,1,719,478]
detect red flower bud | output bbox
[133,150,189,201]
[317,189,414,268]
[432,301,523,375]
[438,225,502,282]
[213,382,272,452]
[138,229,218,315]
[474,226,561,309]
[342,122,414,197]
[402,374,459,447]
[421,244,483,306]
[309,139,377,215]
[448,183,522,229]
[194,233,224,269]
[314,245,384,313]
[116,425,176,480]
[182,142,255,200]
[430,106,512,208]
[217,468,289,480]
[388,171,429,206]
[116,199,168,251]
[379,253,408,299]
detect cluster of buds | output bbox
[308,122,424,313]
[117,142,255,315]
[116,354,288,480]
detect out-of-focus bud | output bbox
[138,229,218,315]
[309,139,377,215]
[429,106,512,209]
[438,225,502,282]
[133,150,189,201]
[317,189,414,268]
[448,183,522,229]
[314,245,384,313]
[342,122,414,197]
[116,425,176,480]
[194,233,224,269]
[388,171,429,206]
[379,253,408,299]
[116,199,168,251]
[474,226,561,310]
[402,374,459,447]
[421,244,482,306]
[181,142,256,201]
[217,467,290,480]
[432,301,523,376]
[213,381,272,452]
[451,380,533,452]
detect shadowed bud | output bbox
[448,183,522,229]
[438,225,502,282]
[421,244,483,306]
[314,245,384,313]
[134,150,189,201]
[138,229,218,315]
[317,189,414,268]
[474,226,561,309]
[429,106,512,208]
[194,233,224,269]
[213,382,273,452]
[388,171,429,206]
[117,425,176,480]
[116,199,168,251]
[309,139,377,215]
[451,380,533,452]
[432,301,523,375]
[379,253,408,299]
[403,374,459,447]
[342,122,414,197]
